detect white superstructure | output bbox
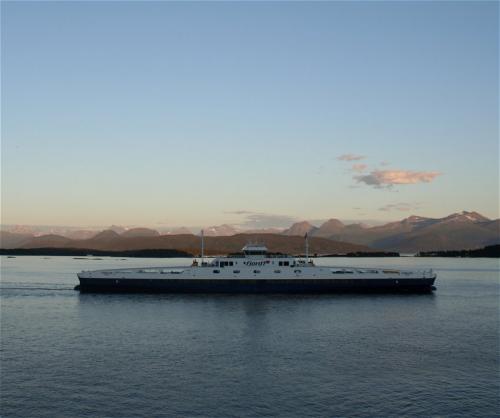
[78,243,435,282]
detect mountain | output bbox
[4,211,497,253]
[242,227,285,234]
[0,231,34,249]
[203,224,239,236]
[121,228,160,238]
[20,234,73,248]
[0,225,101,239]
[276,211,498,252]
[441,211,490,223]
[313,219,347,238]
[319,211,499,252]
[377,213,499,253]
[65,230,99,240]
[282,221,318,236]
[483,219,500,234]
[93,230,122,240]
[16,233,370,255]
[107,225,127,234]
[165,227,194,235]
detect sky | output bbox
[1,1,498,229]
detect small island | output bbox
[418,244,499,258]
[0,248,193,258]
[319,251,400,257]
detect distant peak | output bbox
[443,211,490,223]
[316,218,345,234]
[461,211,489,221]
[93,229,121,240]
[203,224,239,236]
[122,227,160,238]
[282,221,317,236]
[322,218,345,226]
[295,221,313,226]
[405,215,428,222]
[107,225,126,234]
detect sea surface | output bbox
[1,256,499,417]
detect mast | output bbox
[201,229,204,264]
[305,232,309,264]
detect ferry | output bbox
[76,236,437,293]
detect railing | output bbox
[329,267,435,277]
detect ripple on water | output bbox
[1,256,499,417]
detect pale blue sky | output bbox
[2,1,498,228]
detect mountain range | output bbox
[1,211,498,253]
[282,211,499,252]
[3,231,369,256]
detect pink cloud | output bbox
[378,202,421,212]
[351,163,368,173]
[355,170,441,187]
[338,154,365,161]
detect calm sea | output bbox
[1,256,499,417]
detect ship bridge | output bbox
[242,244,268,257]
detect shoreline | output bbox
[1,245,498,258]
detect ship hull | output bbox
[77,276,436,293]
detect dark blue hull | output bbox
[77,277,436,293]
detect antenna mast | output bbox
[201,229,204,264]
[305,232,309,264]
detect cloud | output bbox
[225,210,253,215]
[337,154,365,161]
[378,202,421,212]
[226,211,298,229]
[355,170,441,188]
[351,163,368,173]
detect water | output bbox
[1,256,499,417]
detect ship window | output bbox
[279,261,282,266]
[284,261,289,266]
[294,269,301,274]
[230,261,234,266]
[233,270,240,274]
[213,269,220,274]
[274,270,281,274]
[253,270,260,274]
